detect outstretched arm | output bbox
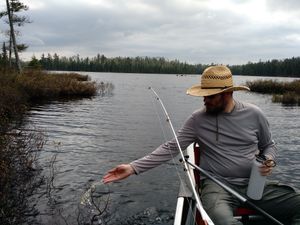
[102,164,135,184]
[102,114,197,182]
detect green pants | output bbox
[201,179,300,225]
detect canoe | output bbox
[173,143,275,225]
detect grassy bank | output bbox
[0,69,99,224]
[1,69,98,126]
[246,79,300,105]
[17,70,97,100]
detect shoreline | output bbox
[0,69,99,224]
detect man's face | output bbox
[203,93,226,114]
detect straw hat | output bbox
[186,65,250,97]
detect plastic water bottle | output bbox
[247,155,266,200]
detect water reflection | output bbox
[98,82,114,97]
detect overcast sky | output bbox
[1,0,300,64]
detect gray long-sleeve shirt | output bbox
[130,100,277,185]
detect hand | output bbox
[102,164,135,184]
[259,156,276,176]
[259,163,274,176]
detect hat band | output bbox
[201,85,233,89]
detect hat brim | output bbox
[186,85,250,97]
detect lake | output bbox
[24,72,300,225]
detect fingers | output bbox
[105,167,119,175]
[102,164,135,184]
[102,173,117,184]
[102,167,120,184]
[102,174,118,184]
[259,165,273,176]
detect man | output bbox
[103,65,300,225]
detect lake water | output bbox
[25,72,300,225]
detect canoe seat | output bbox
[235,207,257,216]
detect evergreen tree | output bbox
[28,55,42,69]
[0,42,8,71]
[0,0,30,73]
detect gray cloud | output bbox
[1,0,300,64]
[266,0,300,12]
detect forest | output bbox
[26,53,300,77]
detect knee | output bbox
[207,207,242,225]
[291,193,300,216]
[285,191,300,224]
[201,180,242,225]
[292,199,300,222]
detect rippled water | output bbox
[25,72,300,225]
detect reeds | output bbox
[246,79,300,105]
[0,69,100,224]
[0,72,27,132]
[0,70,99,130]
[16,70,97,100]
[272,92,300,105]
[0,129,45,224]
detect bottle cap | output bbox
[255,154,276,167]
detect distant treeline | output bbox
[29,54,300,77]
[31,53,207,74]
[230,57,300,77]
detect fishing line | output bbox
[151,88,191,195]
[149,89,184,180]
[148,87,214,225]
[149,88,203,225]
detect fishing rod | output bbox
[149,87,284,225]
[185,161,284,225]
[149,87,214,225]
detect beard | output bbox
[205,104,225,115]
[205,96,227,115]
